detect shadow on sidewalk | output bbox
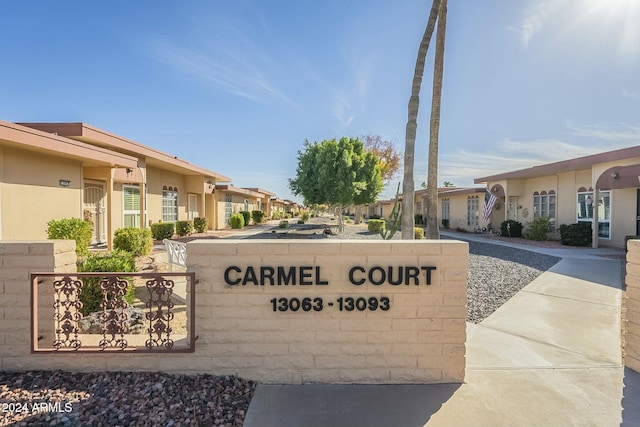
[244,383,460,427]
[622,367,640,426]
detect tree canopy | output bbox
[361,134,402,186]
[289,137,383,209]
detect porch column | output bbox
[106,178,114,250]
[139,182,146,229]
[592,188,599,249]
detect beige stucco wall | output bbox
[188,240,468,384]
[0,241,77,370]
[214,192,260,229]
[0,147,82,240]
[625,240,640,373]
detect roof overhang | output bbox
[215,185,263,198]
[0,120,138,168]
[19,122,231,181]
[474,145,640,183]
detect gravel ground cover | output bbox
[1,220,560,426]
[0,371,255,427]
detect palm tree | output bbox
[401,0,442,239]
[425,0,447,239]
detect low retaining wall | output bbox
[0,239,468,385]
[191,240,468,384]
[626,240,640,372]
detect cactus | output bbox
[380,183,402,240]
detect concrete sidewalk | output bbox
[244,237,639,427]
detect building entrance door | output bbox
[84,183,107,245]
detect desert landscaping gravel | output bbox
[0,221,561,426]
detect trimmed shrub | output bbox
[368,219,386,233]
[559,222,592,246]
[240,211,251,226]
[77,251,136,316]
[46,218,92,257]
[441,219,450,229]
[525,217,551,241]
[251,210,265,224]
[113,227,152,256]
[414,214,424,226]
[279,220,289,229]
[150,223,174,241]
[301,211,310,223]
[230,213,245,229]
[176,220,193,237]
[193,217,208,233]
[414,227,425,239]
[500,220,523,238]
[297,220,305,224]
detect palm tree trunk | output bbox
[401,0,442,239]
[425,0,447,239]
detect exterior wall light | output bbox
[59,180,71,187]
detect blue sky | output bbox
[1,0,639,202]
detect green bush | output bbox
[176,220,193,237]
[441,219,450,229]
[559,222,592,246]
[525,217,551,241]
[240,211,251,226]
[414,214,424,226]
[286,212,293,219]
[193,217,208,233]
[77,251,136,316]
[279,220,289,229]
[368,219,386,233]
[113,227,152,256]
[150,223,174,241]
[500,220,523,238]
[301,211,310,223]
[297,219,305,224]
[414,227,425,239]
[251,210,265,224]
[369,214,381,220]
[230,213,245,229]
[46,218,92,257]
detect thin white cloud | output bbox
[145,13,298,108]
[566,121,640,141]
[519,0,566,47]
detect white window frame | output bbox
[123,185,141,228]
[533,190,556,230]
[225,193,233,224]
[188,194,199,220]
[441,198,450,221]
[467,195,479,227]
[576,190,611,239]
[162,187,179,223]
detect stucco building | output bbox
[1,120,232,248]
[475,145,640,248]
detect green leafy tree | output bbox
[289,137,383,232]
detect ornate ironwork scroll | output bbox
[98,276,130,350]
[145,276,175,349]
[52,276,83,350]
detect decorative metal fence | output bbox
[31,272,196,353]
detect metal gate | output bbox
[83,184,107,245]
